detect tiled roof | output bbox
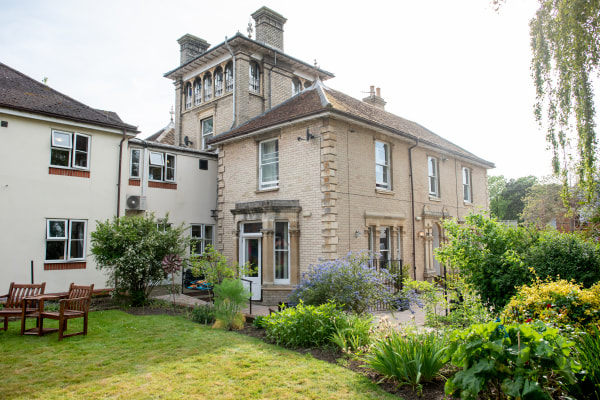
[146,120,175,145]
[209,81,494,167]
[0,62,138,132]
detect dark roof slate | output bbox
[0,62,138,132]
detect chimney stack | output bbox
[362,86,386,110]
[251,7,287,51]
[177,34,210,65]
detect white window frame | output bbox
[259,138,279,190]
[428,156,440,198]
[50,130,90,170]
[194,79,202,106]
[375,141,391,190]
[201,117,214,150]
[203,74,212,101]
[191,224,214,254]
[273,221,290,285]
[225,63,234,92]
[185,83,193,109]
[249,62,260,93]
[165,153,176,182]
[45,219,87,262]
[214,68,223,97]
[130,148,141,178]
[148,151,176,183]
[463,167,472,203]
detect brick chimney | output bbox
[251,7,287,51]
[177,34,210,65]
[362,86,386,110]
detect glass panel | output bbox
[150,152,164,166]
[52,131,71,148]
[202,118,213,135]
[204,225,213,241]
[275,222,289,281]
[243,222,262,233]
[130,149,140,177]
[245,238,259,277]
[225,63,233,92]
[70,240,84,259]
[464,185,470,201]
[191,225,202,238]
[204,74,212,101]
[51,149,70,167]
[46,240,65,260]
[275,251,288,279]
[249,62,260,92]
[428,157,436,176]
[379,227,389,267]
[376,165,384,184]
[149,165,163,181]
[75,135,88,152]
[214,68,223,97]
[166,154,175,181]
[375,142,387,164]
[275,222,288,250]
[74,151,88,168]
[48,220,66,238]
[70,221,85,239]
[194,80,202,105]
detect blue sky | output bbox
[2,0,580,179]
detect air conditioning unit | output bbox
[126,195,146,210]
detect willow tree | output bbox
[528,0,600,202]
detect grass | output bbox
[0,310,397,399]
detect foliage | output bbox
[502,278,600,330]
[288,252,396,314]
[368,330,448,395]
[162,254,182,306]
[566,326,600,399]
[190,304,215,325]
[524,230,600,287]
[190,245,249,286]
[436,214,536,310]
[521,182,569,228]
[252,315,266,329]
[331,313,373,354]
[212,278,250,330]
[90,214,188,306]
[445,321,578,400]
[529,0,600,202]
[262,301,347,348]
[488,175,538,221]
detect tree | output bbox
[488,175,507,218]
[91,214,189,305]
[488,175,537,221]
[521,182,568,228]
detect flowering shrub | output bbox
[288,252,396,314]
[502,278,600,329]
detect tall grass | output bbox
[568,326,600,399]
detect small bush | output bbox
[566,326,600,399]
[190,304,215,324]
[445,321,578,400]
[331,313,373,354]
[502,278,600,329]
[262,301,345,348]
[367,330,448,395]
[288,252,396,314]
[212,278,250,330]
[252,315,266,329]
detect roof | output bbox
[0,62,138,133]
[164,33,334,81]
[209,81,494,168]
[146,120,175,145]
[129,137,217,158]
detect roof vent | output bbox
[362,85,386,110]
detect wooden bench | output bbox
[0,282,46,331]
[38,283,94,341]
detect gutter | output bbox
[224,37,236,129]
[408,139,419,280]
[116,129,127,217]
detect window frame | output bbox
[375,141,391,190]
[203,73,212,101]
[273,221,290,285]
[185,82,193,109]
[148,151,176,183]
[193,78,202,106]
[462,167,472,203]
[214,67,223,97]
[428,156,440,198]
[258,138,279,190]
[130,148,141,178]
[50,130,90,170]
[225,62,233,92]
[201,117,214,151]
[249,61,260,93]
[45,219,87,262]
[165,153,176,182]
[190,224,214,255]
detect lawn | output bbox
[0,310,397,400]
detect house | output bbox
[0,62,138,292]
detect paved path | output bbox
[152,293,272,316]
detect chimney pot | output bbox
[362,86,386,110]
[376,87,381,97]
[369,85,375,95]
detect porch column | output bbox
[262,227,274,285]
[289,228,300,285]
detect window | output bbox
[249,61,260,93]
[463,167,472,202]
[203,73,212,101]
[45,219,87,261]
[274,222,289,284]
[428,156,440,197]
[379,227,390,268]
[191,224,213,254]
[130,148,141,178]
[185,82,192,109]
[259,139,279,189]
[149,151,176,182]
[194,78,202,106]
[156,220,172,232]
[201,117,213,150]
[50,130,90,169]
[292,78,302,95]
[225,62,233,92]
[214,67,223,97]
[375,141,390,189]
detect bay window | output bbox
[259,139,279,189]
[45,219,87,261]
[50,130,90,169]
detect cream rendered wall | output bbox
[0,111,125,292]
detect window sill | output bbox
[256,187,279,194]
[129,178,140,186]
[48,167,90,178]
[463,201,473,206]
[428,195,441,202]
[149,181,177,190]
[44,261,86,270]
[375,188,394,196]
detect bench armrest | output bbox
[59,297,91,313]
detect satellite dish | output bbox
[184,136,193,146]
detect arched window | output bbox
[185,82,192,109]
[292,78,302,95]
[225,62,233,92]
[214,67,223,97]
[193,78,202,106]
[203,73,212,101]
[249,61,260,93]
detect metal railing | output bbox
[239,278,253,316]
[369,258,404,312]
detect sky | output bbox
[1,0,584,179]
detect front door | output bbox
[241,235,262,301]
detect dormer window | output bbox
[194,78,202,106]
[214,67,223,97]
[203,73,212,101]
[225,62,233,92]
[249,61,260,93]
[292,78,302,95]
[185,82,192,109]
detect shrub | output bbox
[262,301,346,348]
[288,252,396,314]
[212,278,250,330]
[190,245,250,285]
[445,321,578,400]
[252,315,266,329]
[368,330,448,395]
[502,278,600,330]
[566,326,600,399]
[91,214,188,306]
[331,313,373,354]
[190,304,215,325]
